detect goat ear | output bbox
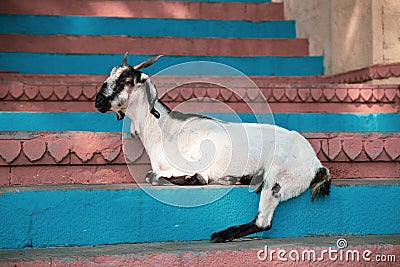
[122,52,129,66]
[144,79,158,112]
[134,55,163,70]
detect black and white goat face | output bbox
[95,53,162,120]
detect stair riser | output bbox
[1,81,398,113]
[1,131,398,186]
[0,35,309,57]
[2,101,398,113]
[0,15,295,38]
[1,184,399,249]
[0,53,324,76]
[0,112,398,132]
[0,73,330,83]
[1,0,281,21]
[1,163,399,187]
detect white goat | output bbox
[95,54,331,243]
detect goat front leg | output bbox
[167,173,207,185]
[145,171,171,185]
[145,172,207,186]
[210,182,281,242]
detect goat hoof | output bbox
[210,232,227,243]
[145,172,172,185]
[194,173,207,185]
[145,171,160,185]
[218,176,239,185]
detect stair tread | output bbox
[0,35,310,56]
[0,0,282,21]
[1,234,399,262]
[2,179,400,192]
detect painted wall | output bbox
[273,0,400,77]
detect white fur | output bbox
[126,79,322,197]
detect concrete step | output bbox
[1,132,399,186]
[1,235,399,266]
[0,15,295,38]
[0,78,398,113]
[0,112,398,132]
[1,0,282,21]
[2,62,399,84]
[0,34,310,56]
[0,180,399,249]
[0,53,324,76]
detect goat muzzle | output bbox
[95,93,111,113]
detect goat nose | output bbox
[95,93,111,113]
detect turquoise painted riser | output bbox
[0,15,293,38]
[0,112,398,132]
[0,53,324,76]
[0,184,399,249]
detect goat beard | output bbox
[116,111,125,120]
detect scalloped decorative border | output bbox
[0,132,398,166]
[329,62,400,84]
[0,81,398,104]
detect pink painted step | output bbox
[1,235,399,266]
[0,34,310,56]
[1,132,399,186]
[0,0,284,21]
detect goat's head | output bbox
[95,53,162,120]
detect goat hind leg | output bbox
[210,184,280,243]
[210,218,264,243]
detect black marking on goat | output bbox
[145,171,171,185]
[310,167,331,202]
[237,175,252,185]
[111,67,141,100]
[165,173,207,185]
[216,175,263,192]
[272,183,281,198]
[152,99,216,122]
[148,100,169,119]
[170,111,214,122]
[210,216,270,243]
[95,92,111,113]
[157,100,172,113]
[150,107,160,119]
[237,169,264,192]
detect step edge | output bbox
[1,234,399,261]
[1,179,400,193]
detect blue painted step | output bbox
[1,182,399,249]
[0,112,399,132]
[0,15,294,38]
[0,53,324,76]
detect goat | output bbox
[95,53,331,243]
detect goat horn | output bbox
[134,55,163,70]
[122,52,129,66]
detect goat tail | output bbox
[309,167,331,202]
